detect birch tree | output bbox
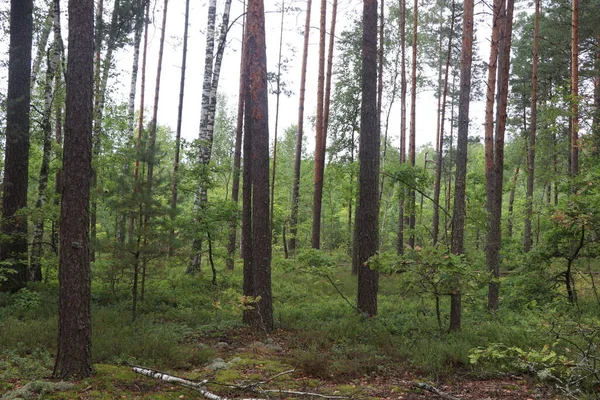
[189,0,234,273]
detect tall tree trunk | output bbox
[321,0,338,248]
[570,0,579,179]
[289,0,313,254]
[0,0,34,292]
[53,0,93,378]
[130,0,150,322]
[312,0,328,249]
[524,0,539,252]
[169,0,190,256]
[226,7,247,269]
[432,0,455,246]
[483,0,504,311]
[141,0,169,299]
[90,0,104,263]
[270,0,286,234]
[356,0,380,317]
[31,34,61,282]
[593,36,600,157]
[397,0,407,255]
[189,0,233,272]
[487,0,514,312]
[243,0,273,332]
[449,0,474,332]
[407,0,418,248]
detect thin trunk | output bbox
[483,0,504,311]
[130,0,150,321]
[396,0,407,255]
[169,0,190,256]
[90,0,104,263]
[226,6,247,269]
[312,0,328,249]
[31,9,52,90]
[570,0,579,179]
[190,0,233,272]
[449,0,474,332]
[289,0,313,254]
[524,0,539,252]
[488,0,514,312]
[31,37,60,282]
[407,0,417,248]
[141,0,169,296]
[270,1,285,234]
[433,1,455,246]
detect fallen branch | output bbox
[132,364,349,399]
[131,365,262,400]
[400,380,461,400]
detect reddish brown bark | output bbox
[54,0,94,379]
[356,0,380,317]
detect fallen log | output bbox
[131,364,349,400]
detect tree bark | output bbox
[396,0,407,255]
[356,0,380,317]
[53,0,94,379]
[30,30,61,282]
[289,0,313,254]
[449,0,474,332]
[570,0,579,179]
[523,0,539,252]
[169,0,190,256]
[407,0,418,248]
[311,0,328,249]
[190,0,234,272]
[0,0,33,292]
[432,0,455,247]
[226,7,247,270]
[270,1,286,234]
[243,0,273,332]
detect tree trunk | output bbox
[355,0,380,317]
[523,0,539,252]
[0,0,33,293]
[311,0,328,249]
[30,31,61,282]
[449,0,474,332]
[570,0,579,179]
[407,0,418,248]
[30,8,52,90]
[169,0,190,256]
[190,0,233,272]
[243,0,273,332]
[289,0,313,254]
[53,0,94,379]
[483,0,504,311]
[432,1,455,247]
[226,6,247,270]
[396,0,407,256]
[270,1,286,234]
[140,0,169,300]
[488,0,514,312]
[130,0,150,321]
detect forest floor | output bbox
[2,328,563,400]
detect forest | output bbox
[0,0,599,398]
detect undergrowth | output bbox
[1,252,599,396]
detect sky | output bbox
[113,0,458,154]
[0,0,497,154]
